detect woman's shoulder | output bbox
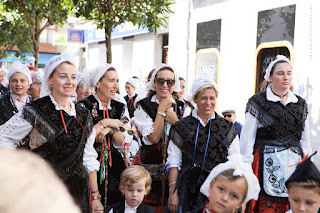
[112,93,126,105]
[78,95,96,109]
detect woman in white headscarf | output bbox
[133,64,192,211]
[79,64,133,208]
[0,61,31,125]
[166,74,240,213]
[240,55,312,213]
[0,50,105,213]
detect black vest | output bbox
[136,95,189,164]
[124,93,138,118]
[169,113,237,212]
[79,95,127,206]
[0,93,18,125]
[111,201,155,213]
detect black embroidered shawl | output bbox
[21,96,93,212]
[246,90,307,154]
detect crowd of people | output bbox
[0,52,319,213]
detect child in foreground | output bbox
[109,165,155,213]
[198,156,261,213]
[285,153,320,213]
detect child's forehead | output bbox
[126,178,147,187]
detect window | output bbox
[196,19,221,52]
[257,5,296,47]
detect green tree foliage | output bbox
[2,0,72,68]
[73,0,174,63]
[0,11,33,60]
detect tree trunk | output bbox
[33,15,40,69]
[105,25,112,64]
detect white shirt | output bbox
[11,93,29,111]
[93,94,133,152]
[0,94,100,173]
[166,109,241,170]
[134,95,192,145]
[108,201,139,213]
[240,86,312,164]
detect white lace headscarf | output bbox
[82,64,116,89]
[40,50,76,98]
[147,64,181,93]
[126,77,140,89]
[7,61,32,85]
[200,155,260,203]
[264,55,291,82]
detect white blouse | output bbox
[93,94,133,152]
[11,93,30,111]
[0,95,100,173]
[240,86,312,164]
[134,95,192,146]
[166,109,241,170]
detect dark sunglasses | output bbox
[155,78,175,87]
[224,114,232,118]
[119,126,135,136]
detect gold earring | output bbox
[233,208,238,213]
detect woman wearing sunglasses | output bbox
[240,55,311,213]
[134,64,192,211]
[166,75,241,213]
[79,64,133,208]
[0,50,105,212]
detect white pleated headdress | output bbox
[40,50,76,98]
[264,55,291,82]
[200,155,260,203]
[82,64,116,90]
[7,61,32,85]
[191,73,218,99]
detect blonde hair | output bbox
[287,180,320,195]
[210,169,248,203]
[120,165,152,194]
[0,148,80,213]
[193,85,219,101]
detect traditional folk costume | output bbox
[109,201,156,213]
[240,56,312,213]
[124,93,138,118]
[0,95,99,212]
[80,93,132,206]
[0,61,32,125]
[166,76,241,212]
[0,51,101,213]
[167,109,239,212]
[81,65,133,208]
[124,77,140,118]
[134,65,192,210]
